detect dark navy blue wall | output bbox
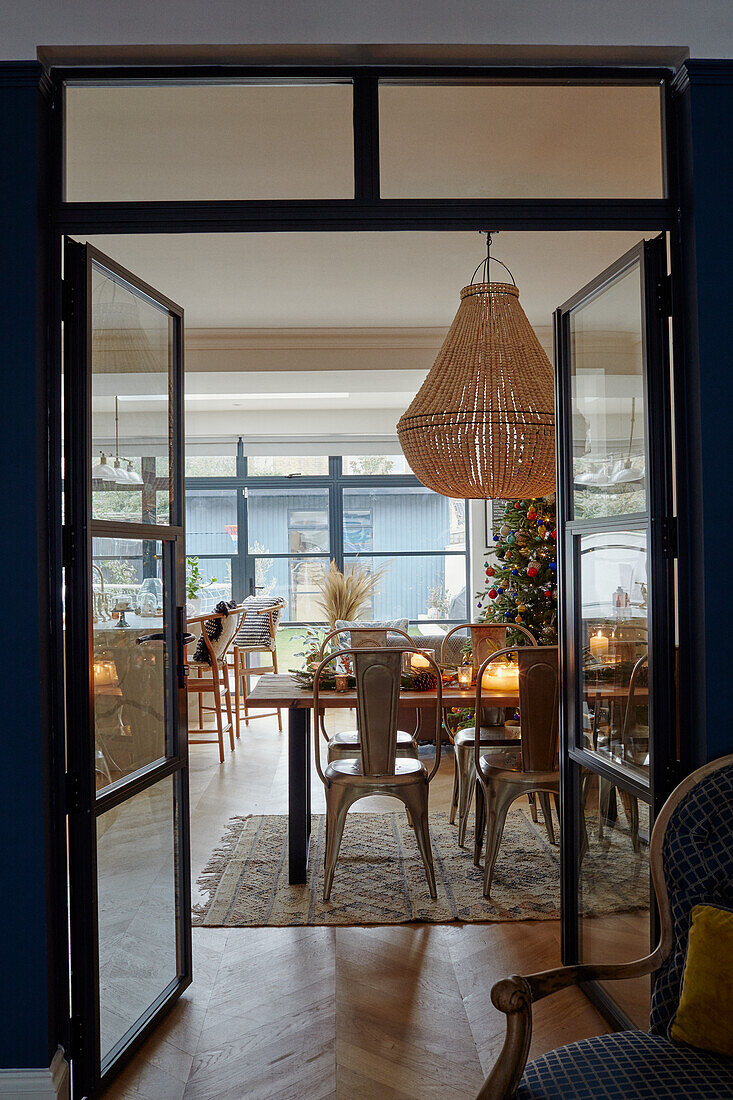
[0,64,55,1069]
[676,62,733,764]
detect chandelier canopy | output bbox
[397,241,555,500]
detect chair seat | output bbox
[329,729,415,748]
[325,756,426,783]
[517,1030,733,1099]
[477,755,558,784]
[454,725,520,748]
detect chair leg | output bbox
[538,791,556,845]
[272,646,283,732]
[474,779,486,867]
[456,746,476,849]
[234,649,241,740]
[241,657,250,726]
[482,782,515,898]
[598,777,613,842]
[553,793,561,818]
[449,755,459,825]
[214,686,225,764]
[528,791,539,823]
[401,783,436,899]
[619,789,641,853]
[323,788,354,902]
[224,680,235,752]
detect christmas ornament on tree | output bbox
[477,496,558,644]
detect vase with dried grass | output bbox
[314,559,387,629]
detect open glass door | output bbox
[555,237,677,1027]
[63,240,190,1098]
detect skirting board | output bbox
[0,1047,69,1099]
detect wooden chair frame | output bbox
[231,605,284,737]
[476,753,733,1099]
[186,605,245,763]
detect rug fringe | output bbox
[194,815,250,911]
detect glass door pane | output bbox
[91,260,174,524]
[97,775,179,1066]
[570,259,647,519]
[556,237,675,1028]
[64,239,190,1099]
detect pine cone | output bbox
[411,671,438,692]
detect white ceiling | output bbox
[82,230,648,330]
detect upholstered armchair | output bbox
[476,753,733,1099]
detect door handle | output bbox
[176,606,188,689]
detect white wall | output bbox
[2,2,733,62]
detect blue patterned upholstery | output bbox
[517,1031,733,1099]
[650,762,733,1035]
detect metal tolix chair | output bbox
[441,622,537,847]
[313,645,442,902]
[317,625,421,764]
[474,646,560,898]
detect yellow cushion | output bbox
[670,903,733,1057]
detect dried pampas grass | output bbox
[315,559,387,628]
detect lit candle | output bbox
[481,662,519,691]
[93,658,118,687]
[589,630,609,660]
[410,652,431,671]
[457,665,473,690]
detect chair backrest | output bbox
[440,621,537,668]
[234,596,285,650]
[517,646,559,773]
[207,607,244,663]
[319,625,413,658]
[354,648,403,776]
[648,755,733,1035]
[312,646,442,782]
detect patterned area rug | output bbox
[193,809,649,927]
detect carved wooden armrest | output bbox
[476,950,662,1099]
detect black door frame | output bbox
[63,239,192,1098]
[47,59,690,1078]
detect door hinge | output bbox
[655,273,673,318]
[61,277,75,321]
[662,516,678,559]
[62,525,76,568]
[69,1014,84,1060]
[65,772,82,814]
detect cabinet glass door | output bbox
[64,240,190,1098]
[555,237,676,1027]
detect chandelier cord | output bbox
[470,231,517,287]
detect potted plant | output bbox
[186,556,217,615]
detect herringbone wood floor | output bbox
[101,712,610,1099]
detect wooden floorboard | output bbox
[101,707,610,1099]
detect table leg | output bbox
[288,705,311,884]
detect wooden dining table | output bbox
[244,672,522,884]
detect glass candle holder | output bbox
[334,673,348,692]
[481,661,520,691]
[457,665,473,690]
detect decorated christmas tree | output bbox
[477,497,558,644]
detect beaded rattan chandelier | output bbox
[397,234,555,500]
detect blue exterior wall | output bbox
[0,64,55,1069]
[186,485,466,620]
